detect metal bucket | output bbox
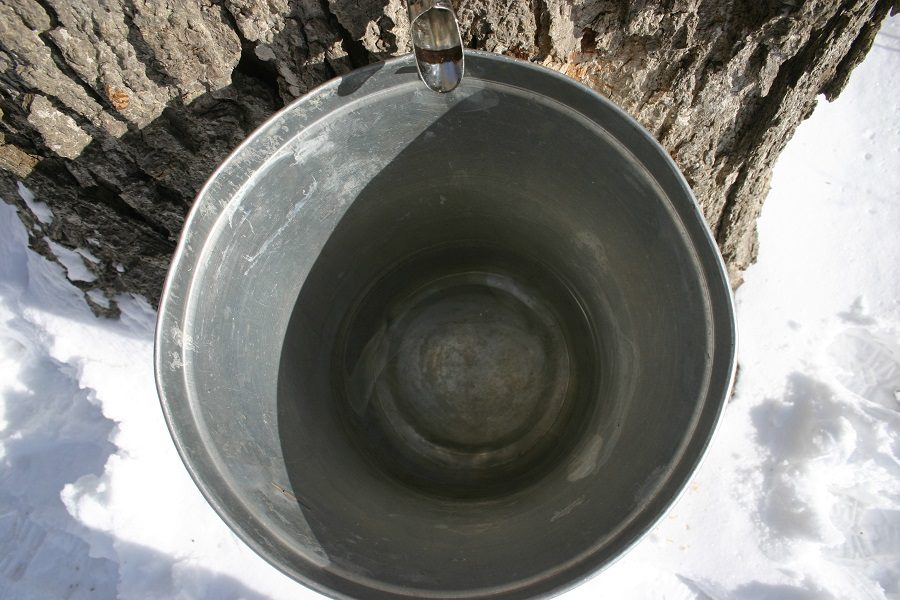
[155,51,736,599]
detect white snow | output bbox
[75,247,101,265]
[86,289,111,309]
[0,15,898,600]
[17,181,53,225]
[0,202,302,599]
[45,238,97,283]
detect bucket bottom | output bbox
[333,244,596,498]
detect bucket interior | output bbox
[159,55,733,599]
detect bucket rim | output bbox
[153,50,738,600]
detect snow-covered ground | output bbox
[1,16,898,600]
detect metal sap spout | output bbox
[407,0,464,93]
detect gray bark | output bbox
[0,0,895,315]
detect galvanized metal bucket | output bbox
[155,51,736,599]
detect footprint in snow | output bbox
[827,325,900,410]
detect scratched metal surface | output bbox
[154,52,736,600]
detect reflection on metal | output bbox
[155,52,737,600]
[407,0,464,92]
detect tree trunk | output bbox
[0,0,894,315]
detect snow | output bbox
[75,247,101,265]
[0,202,300,599]
[45,238,97,283]
[86,289,111,309]
[0,16,898,600]
[17,181,53,225]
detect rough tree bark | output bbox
[0,0,895,315]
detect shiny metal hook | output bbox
[407,0,465,93]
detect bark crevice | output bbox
[30,0,123,120]
[322,0,375,68]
